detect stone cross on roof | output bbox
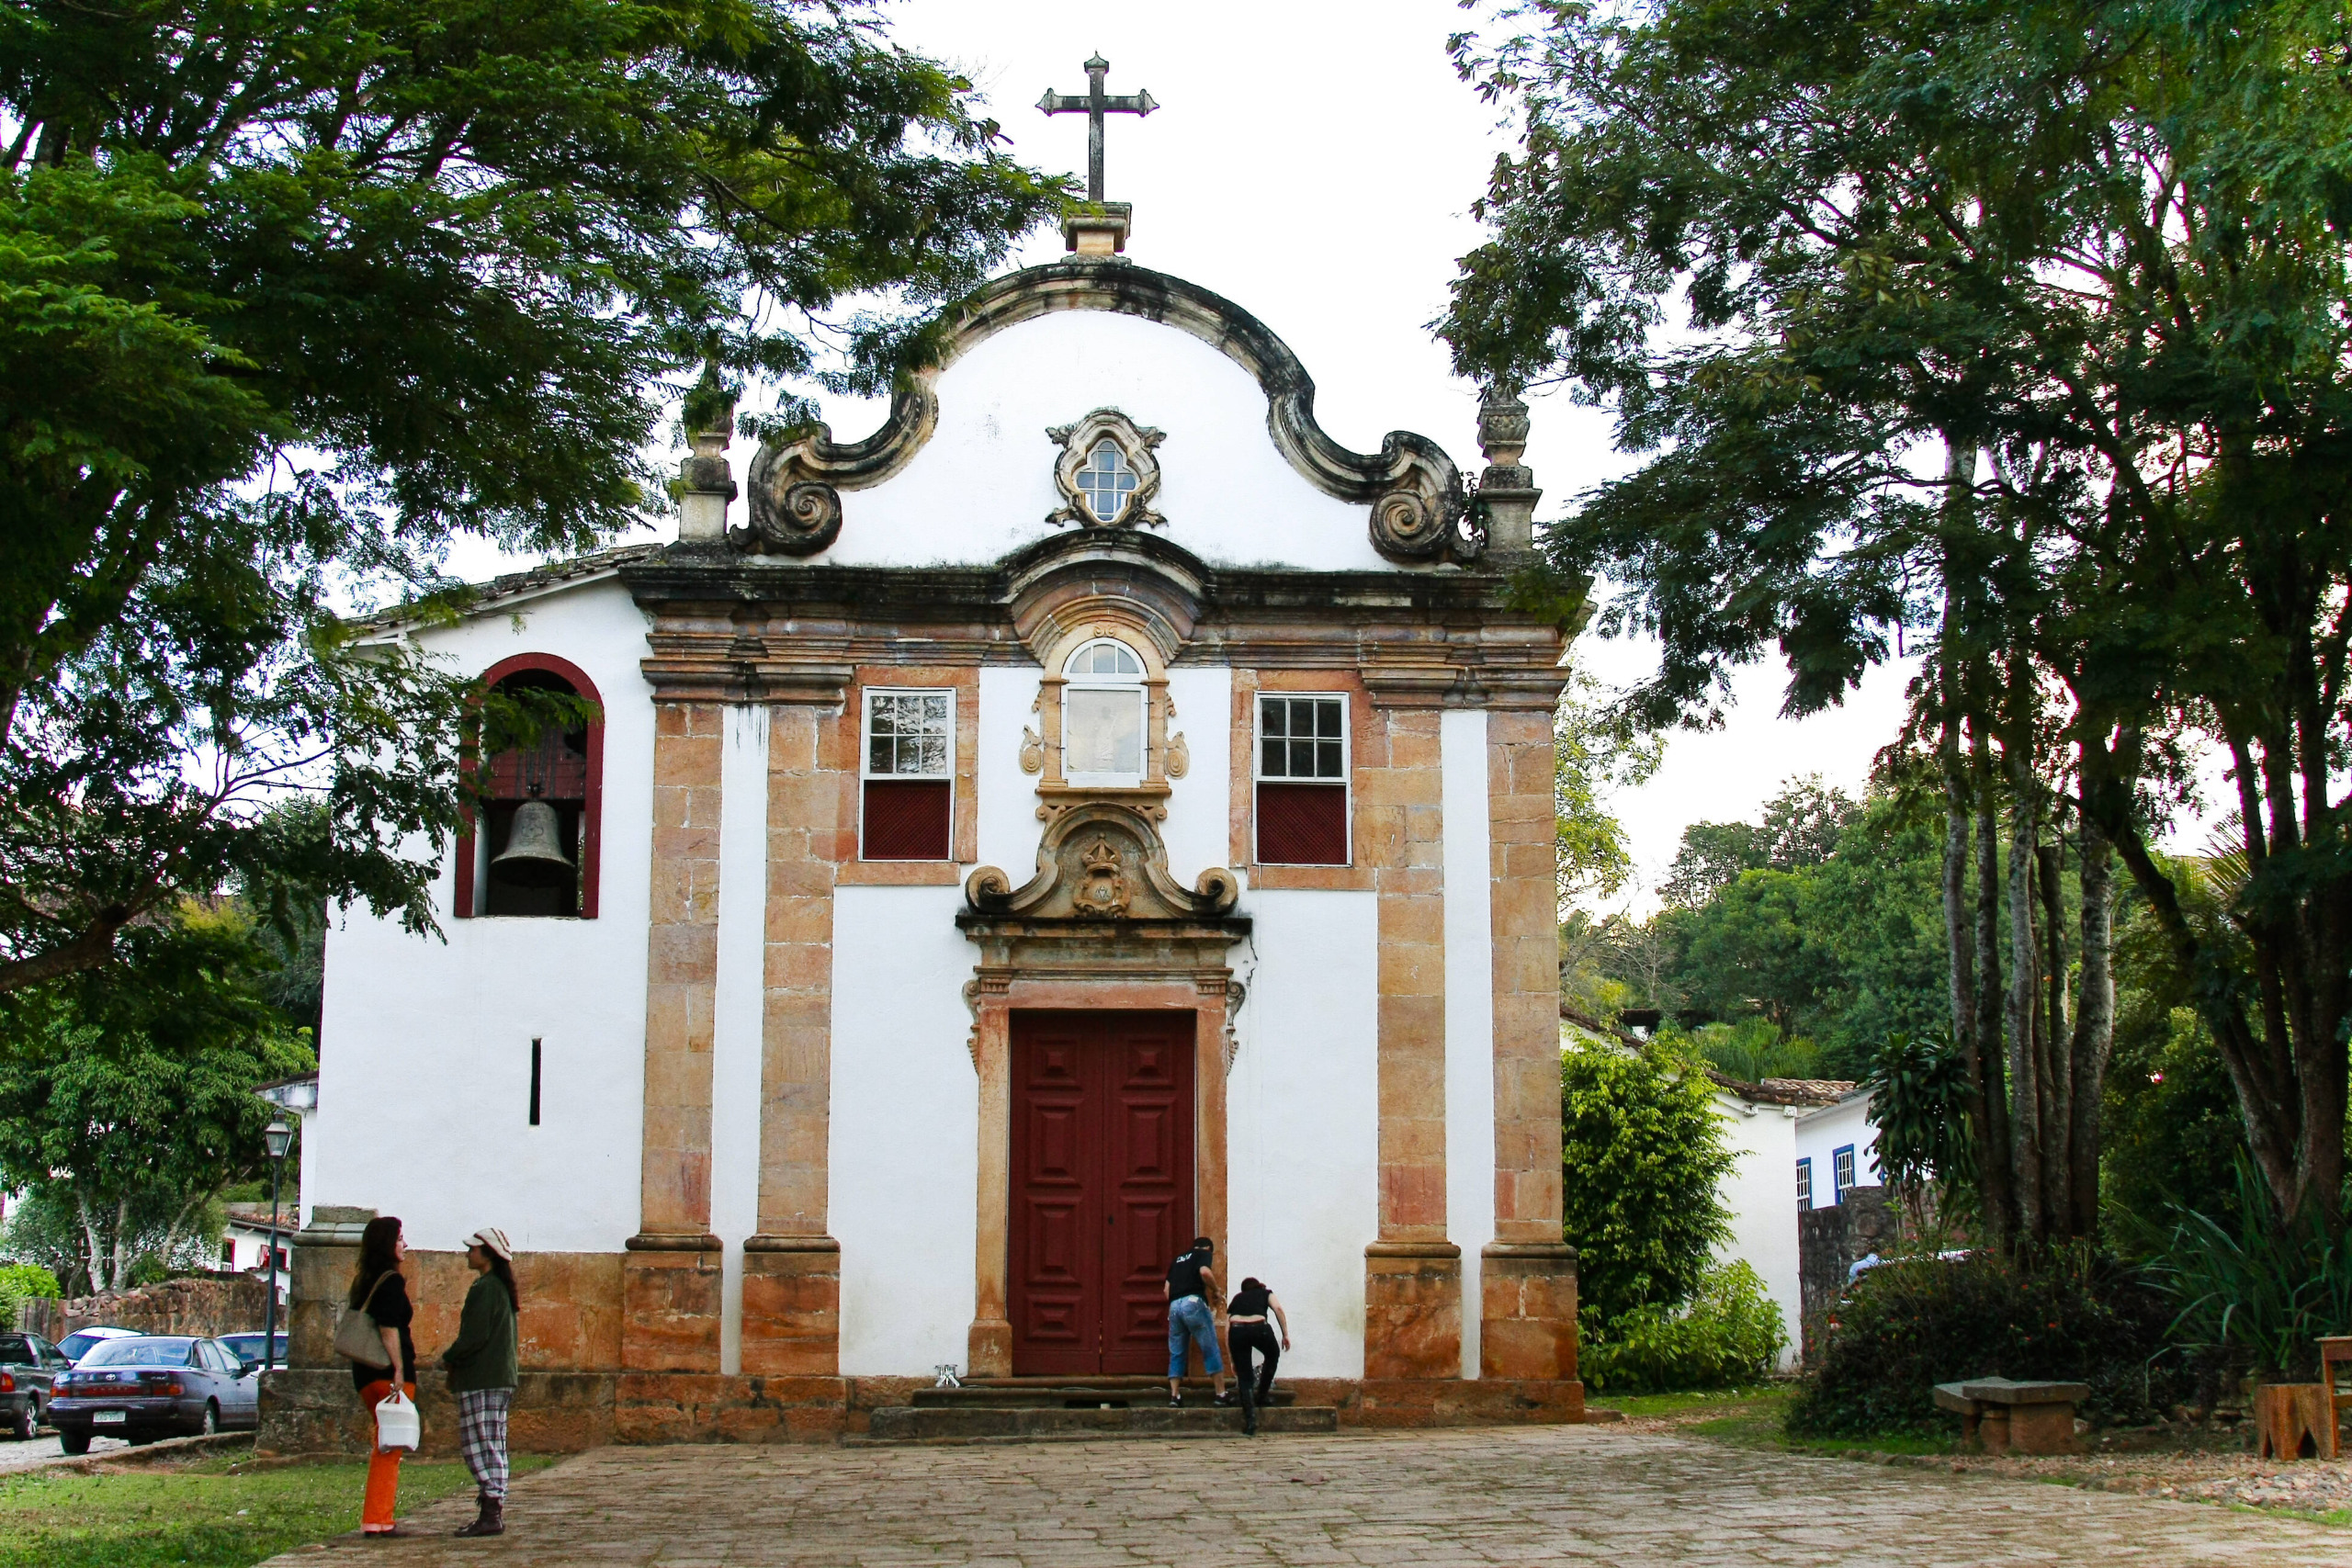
[1038,54,1158,204]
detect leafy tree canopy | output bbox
[0,0,1064,996]
[0,902,314,1291]
[1445,0,2352,1231]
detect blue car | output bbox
[49,1336,260,1452]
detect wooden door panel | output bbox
[1009,1010,1194,1377]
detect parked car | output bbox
[50,1336,261,1452]
[55,1326,139,1366]
[218,1331,287,1370]
[0,1334,69,1440]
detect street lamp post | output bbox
[261,1120,292,1372]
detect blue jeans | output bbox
[1167,1295,1222,1378]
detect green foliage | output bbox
[1560,1039,1735,1323]
[1786,1251,2183,1437]
[1659,778,1858,909]
[0,0,1064,997]
[1600,788,1950,1081]
[2143,1160,2352,1382]
[2101,887,2249,1247]
[1555,663,1664,910]
[1684,1018,1821,1085]
[1444,0,2352,1236]
[1864,1031,1974,1202]
[0,1265,61,1330]
[1579,1262,1787,1394]
[0,906,312,1292]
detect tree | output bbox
[0,905,315,1291]
[1660,777,1857,908]
[0,0,1064,996]
[1555,662,1664,911]
[1443,0,2352,1240]
[1560,1038,1735,1324]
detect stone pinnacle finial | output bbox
[675,363,738,546]
[1476,387,1540,559]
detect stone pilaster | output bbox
[741,701,853,1374]
[1362,705,1461,1378]
[1483,707,1578,1379]
[626,700,725,1371]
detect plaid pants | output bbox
[456,1389,512,1501]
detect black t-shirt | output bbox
[1228,1284,1272,1318]
[1166,1249,1211,1303]
[347,1270,416,1392]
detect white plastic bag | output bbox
[373,1386,421,1452]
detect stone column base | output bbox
[622,1235,724,1372]
[1479,1241,1578,1381]
[741,1235,841,1375]
[967,1315,1013,1379]
[1363,1241,1463,1380]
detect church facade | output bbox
[273,245,1584,1447]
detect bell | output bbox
[493,799,573,886]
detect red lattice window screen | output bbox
[1256,783,1349,865]
[863,779,951,861]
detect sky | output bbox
[447,0,1927,912]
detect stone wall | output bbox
[1796,1184,1899,1363]
[20,1275,268,1343]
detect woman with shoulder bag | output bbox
[440,1227,520,1538]
[340,1215,418,1539]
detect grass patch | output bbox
[1586,1384,1789,1420]
[0,1451,555,1568]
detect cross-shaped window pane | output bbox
[1076,439,1139,523]
[865,691,951,777]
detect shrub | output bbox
[2143,1158,2352,1381]
[1561,1038,1734,1324]
[0,1263,60,1331]
[1581,1261,1788,1393]
[1786,1249,2185,1436]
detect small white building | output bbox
[1792,1088,1882,1210]
[220,1207,293,1305]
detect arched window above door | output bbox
[1060,638,1147,786]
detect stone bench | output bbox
[1933,1378,2087,1455]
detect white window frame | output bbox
[1252,692,1352,866]
[1832,1144,1857,1201]
[1060,639,1148,788]
[859,687,955,862]
[1795,1157,1813,1212]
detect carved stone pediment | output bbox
[962,803,1239,926]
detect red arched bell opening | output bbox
[454,652,605,919]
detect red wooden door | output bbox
[1010,1010,1194,1377]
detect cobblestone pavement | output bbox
[263,1426,2351,1566]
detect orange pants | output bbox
[358,1381,416,1533]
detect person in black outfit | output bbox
[1163,1236,1229,1407]
[1225,1277,1291,1436]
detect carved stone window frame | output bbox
[1046,408,1166,529]
[1022,614,1187,822]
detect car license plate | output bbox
[93,1410,125,1425]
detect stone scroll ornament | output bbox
[733,382,941,557]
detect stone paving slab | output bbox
[263,1426,2351,1566]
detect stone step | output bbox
[863,1404,1339,1444]
[912,1381,1297,1409]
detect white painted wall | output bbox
[976,664,1046,879]
[1223,887,1379,1380]
[1440,710,1495,1379]
[311,579,653,1254]
[829,886,982,1376]
[1712,1091,1803,1370]
[710,705,772,1375]
[1794,1093,1882,1205]
[796,312,1407,574]
[1162,668,1233,886]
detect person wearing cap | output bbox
[441,1227,520,1538]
